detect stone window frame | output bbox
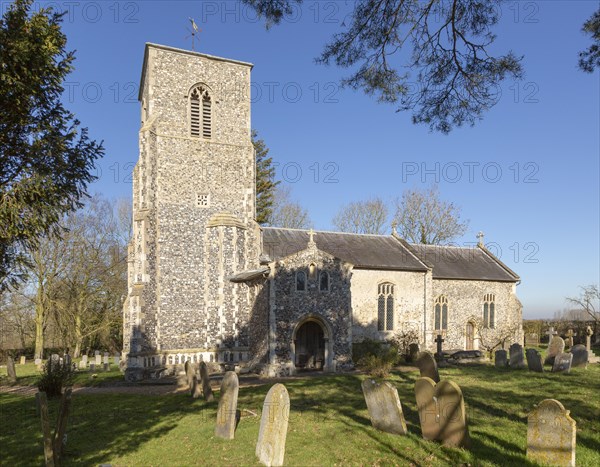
[483,293,496,329]
[377,282,395,332]
[434,295,449,331]
[188,83,213,139]
[319,271,330,292]
[296,270,307,292]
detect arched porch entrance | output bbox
[291,315,334,372]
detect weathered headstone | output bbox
[19,356,26,365]
[552,353,573,373]
[585,326,593,351]
[525,333,539,347]
[114,354,120,366]
[415,377,438,440]
[545,336,565,365]
[526,349,544,372]
[199,361,213,402]
[215,371,240,439]
[361,379,407,435]
[414,377,470,448]
[95,354,101,366]
[495,349,508,368]
[564,329,574,349]
[35,358,42,369]
[81,355,88,365]
[436,380,470,448]
[191,375,202,399]
[408,343,420,363]
[415,351,440,383]
[89,363,96,372]
[103,353,109,365]
[509,343,525,368]
[546,327,556,343]
[527,399,576,467]
[103,363,109,371]
[94,350,100,356]
[63,352,72,368]
[184,360,195,389]
[569,344,588,367]
[78,360,87,370]
[256,383,290,467]
[7,356,17,382]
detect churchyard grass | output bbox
[1,363,599,466]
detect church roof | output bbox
[408,244,520,282]
[261,228,428,271]
[261,227,519,282]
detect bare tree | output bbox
[268,185,312,229]
[566,285,599,323]
[469,316,521,359]
[332,197,389,235]
[393,185,468,244]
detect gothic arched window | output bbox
[483,293,496,328]
[189,85,212,138]
[319,271,330,292]
[434,295,448,331]
[377,282,395,331]
[296,271,306,292]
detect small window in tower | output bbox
[202,94,212,138]
[197,193,210,208]
[296,271,306,292]
[189,85,212,139]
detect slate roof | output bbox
[408,244,519,282]
[261,227,519,282]
[261,228,427,271]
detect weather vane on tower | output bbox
[186,18,201,51]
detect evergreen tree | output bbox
[253,130,279,225]
[0,0,104,291]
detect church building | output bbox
[122,43,523,376]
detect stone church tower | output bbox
[122,44,262,373]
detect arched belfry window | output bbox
[377,282,395,331]
[483,293,496,328]
[296,271,306,292]
[189,85,212,138]
[434,295,448,331]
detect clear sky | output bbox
[18,0,599,318]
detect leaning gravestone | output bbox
[509,343,526,368]
[570,344,588,368]
[256,383,290,467]
[7,356,17,382]
[527,399,576,467]
[552,353,573,373]
[414,377,470,448]
[361,379,407,435]
[19,356,26,365]
[191,375,202,399]
[545,336,565,365]
[215,371,240,439]
[436,380,471,448]
[415,351,440,383]
[526,349,544,373]
[184,360,195,389]
[495,349,508,368]
[414,377,438,441]
[199,361,214,402]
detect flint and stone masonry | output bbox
[122,44,523,377]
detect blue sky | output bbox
[16,1,599,318]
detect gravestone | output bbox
[408,343,420,363]
[564,329,574,349]
[89,363,96,372]
[19,356,26,365]
[361,379,407,435]
[95,353,102,366]
[552,353,573,373]
[585,326,593,351]
[545,336,565,365]
[114,354,120,367]
[495,349,508,368]
[414,377,438,440]
[184,360,195,389]
[569,345,588,367]
[546,327,556,343]
[81,355,88,365]
[103,363,109,371]
[415,351,440,383]
[78,360,87,369]
[525,333,539,347]
[526,349,544,372]
[256,384,290,467]
[35,358,42,368]
[50,354,60,371]
[215,371,240,439]
[103,353,109,365]
[191,375,202,399]
[527,399,576,467]
[434,334,444,357]
[509,343,525,368]
[95,350,100,356]
[199,361,214,401]
[414,377,470,448]
[7,356,17,382]
[63,352,72,368]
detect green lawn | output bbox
[1,363,599,466]
[0,361,124,387]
